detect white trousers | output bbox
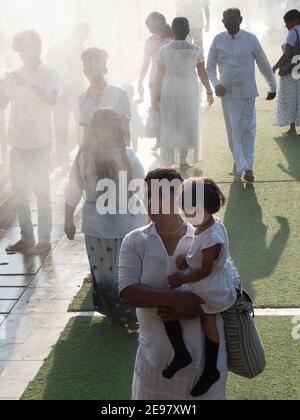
[222,98,256,174]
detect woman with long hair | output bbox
[65,109,146,327]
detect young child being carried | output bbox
[163,177,240,398]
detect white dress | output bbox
[160,40,204,165]
[274,26,300,127]
[118,222,228,400]
[179,219,238,315]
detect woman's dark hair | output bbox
[284,9,300,23]
[145,169,183,198]
[172,17,190,39]
[76,109,132,189]
[180,177,226,215]
[146,12,173,39]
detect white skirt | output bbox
[160,93,201,165]
[132,315,228,400]
[274,75,300,127]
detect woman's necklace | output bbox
[156,221,187,236]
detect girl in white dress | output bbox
[165,177,238,397]
[154,18,214,171]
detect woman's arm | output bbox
[197,62,214,105]
[169,245,221,288]
[120,285,202,317]
[138,49,152,101]
[273,45,294,73]
[152,60,166,110]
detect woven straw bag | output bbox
[222,291,266,379]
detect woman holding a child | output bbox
[118,169,239,400]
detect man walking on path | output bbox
[0,30,60,255]
[206,8,277,183]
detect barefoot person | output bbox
[65,109,146,327]
[154,18,214,172]
[0,30,60,255]
[206,8,277,183]
[273,9,300,136]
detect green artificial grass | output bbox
[227,317,300,400]
[219,181,300,308]
[21,316,300,400]
[21,317,138,401]
[68,281,93,313]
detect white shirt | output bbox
[79,84,131,126]
[65,148,146,239]
[207,30,276,99]
[6,63,60,149]
[176,0,210,29]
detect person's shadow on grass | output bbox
[274,136,300,180]
[223,183,290,303]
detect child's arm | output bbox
[169,245,221,289]
[175,255,189,271]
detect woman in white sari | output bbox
[154,18,214,172]
[118,169,228,400]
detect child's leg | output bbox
[162,321,192,379]
[191,314,221,398]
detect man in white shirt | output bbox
[206,8,277,183]
[0,30,60,255]
[176,0,210,47]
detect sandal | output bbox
[244,171,255,184]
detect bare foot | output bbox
[230,164,238,176]
[5,240,35,254]
[244,171,255,184]
[27,243,51,256]
[284,129,297,137]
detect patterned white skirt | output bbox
[274,75,300,127]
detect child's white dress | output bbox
[179,218,239,314]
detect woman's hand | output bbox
[168,274,185,289]
[65,223,76,240]
[171,292,203,317]
[207,93,214,106]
